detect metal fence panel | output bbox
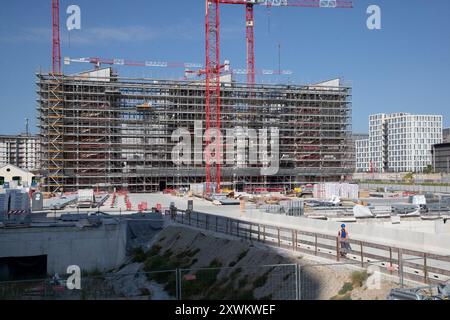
[179,264,297,300]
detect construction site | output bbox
[1,0,450,302]
[37,69,353,194]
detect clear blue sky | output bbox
[0,0,449,134]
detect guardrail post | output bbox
[336,237,340,262]
[292,230,295,251]
[389,247,393,274]
[263,225,266,242]
[176,269,180,300]
[277,228,281,247]
[296,264,301,300]
[360,241,364,267]
[398,248,404,288]
[314,234,318,256]
[237,221,240,237]
[258,224,260,241]
[423,253,428,284]
[205,215,208,230]
[196,212,199,227]
[295,230,298,251]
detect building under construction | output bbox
[37,68,354,193]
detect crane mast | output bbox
[205,0,222,194]
[52,0,61,74]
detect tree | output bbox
[423,165,433,174]
[403,172,414,183]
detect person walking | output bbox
[338,224,350,257]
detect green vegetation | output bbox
[338,282,353,295]
[403,172,414,183]
[175,248,200,260]
[236,249,249,262]
[423,165,433,174]
[254,271,270,289]
[131,247,146,263]
[238,277,248,289]
[140,288,152,297]
[181,259,223,299]
[83,268,104,278]
[228,261,237,267]
[209,258,222,268]
[236,289,255,300]
[139,244,198,297]
[331,293,352,300]
[260,294,273,300]
[331,271,368,300]
[148,244,162,256]
[351,271,369,288]
[229,267,242,280]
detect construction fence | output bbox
[1,259,445,300]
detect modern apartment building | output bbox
[355,139,370,172]
[0,134,40,171]
[356,113,443,173]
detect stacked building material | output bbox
[279,200,304,216]
[189,183,217,195]
[313,183,359,199]
[0,191,9,220]
[261,200,304,216]
[8,189,30,212]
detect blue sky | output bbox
[0,0,449,134]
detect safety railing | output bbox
[170,209,450,286]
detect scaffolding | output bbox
[37,69,354,194]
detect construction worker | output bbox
[338,224,350,257]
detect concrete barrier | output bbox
[359,183,450,194]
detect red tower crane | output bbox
[219,0,353,86]
[205,0,221,194]
[204,0,352,194]
[52,0,61,74]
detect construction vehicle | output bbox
[292,185,314,198]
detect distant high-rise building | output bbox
[355,138,370,172]
[443,128,450,143]
[356,113,443,173]
[351,133,369,142]
[352,133,369,172]
[0,134,40,171]
[431,143,450,174]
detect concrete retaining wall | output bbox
[0,215,166,275]
[0,222,128,274]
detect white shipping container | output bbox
[313,183,359,199]
[78,189,94,202]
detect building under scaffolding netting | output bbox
[37,68,354,193]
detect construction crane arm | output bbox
[219,0,352,8]
[64,57,203,69]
